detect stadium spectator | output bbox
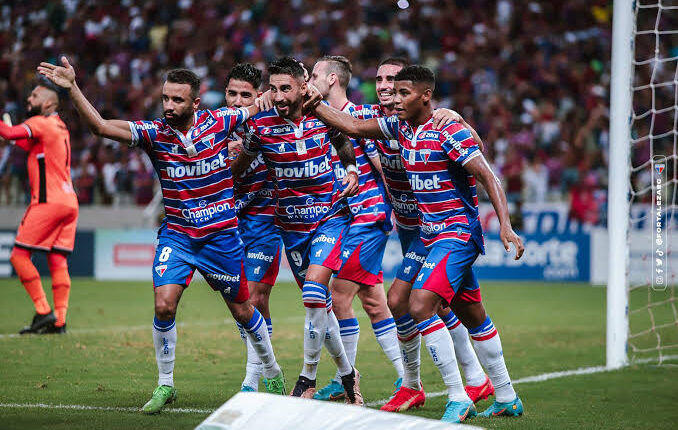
[0,0,631,227]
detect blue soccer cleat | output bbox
[441,400,477,423]
[241,385,256,392]
[313,379,344,401]
[480,396,524,417]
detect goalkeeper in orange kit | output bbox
[0,82,78,334]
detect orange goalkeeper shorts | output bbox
[14,203,79,254]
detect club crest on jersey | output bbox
[192,112,217,139]
[421,148,431,164]
[313,134,324,147]
[201,133,216,149]
[155,264,167,277]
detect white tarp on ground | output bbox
[194,392,484,430]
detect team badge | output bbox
[421,148,431,164]
[655,164,665,174]
[155,265,167,277]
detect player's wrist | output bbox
[345,164,359,177]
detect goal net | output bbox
[616,0,678,366]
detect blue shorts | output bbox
[282,216,349,287]
[395,226,428,284]
[152,227,249,303]
[412,239,482,306]
[239,215,283,285]
[335,223,388,286]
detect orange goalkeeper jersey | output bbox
[21,113,78,208]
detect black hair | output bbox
[379,57,410,69]
[317,55,352,88]
[165,68,201,99]
[226,63,263,90]
[394,65,436,91]
[268,56,306,80]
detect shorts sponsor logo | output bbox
[247,251,274,262]
[205,273,240,283]
[166,153,228,178]
[312,235,336,245]
[155,264,167,277]
[403,266,411,274]
[422,261,436,270]
[404,251,426,263]
[253,266,261,275]
[315,249,323,257]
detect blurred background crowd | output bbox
[0,0,670,226]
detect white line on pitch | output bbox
[0,402,211,414]
[364,354,678,407]
[2,355,676,414]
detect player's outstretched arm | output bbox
[37,57,133,144]
[464,154,524,260]
[330,133,359,198]
[313,102,386,140]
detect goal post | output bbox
[606,0,634,370]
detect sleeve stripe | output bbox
[22,124,32,138]
[460,149,482,166]
[127,121,139,147]
[238,107,250,123]
[377,117,395,140]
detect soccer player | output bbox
[0,82,77,335]
[308,65,525,423]
[231,57,363,404]
[341,58,493,411]
[38,57,286,413]
[224,63,284,392]
[308,56,406,400]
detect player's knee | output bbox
[361,297,383,319]
[154,299,178,320]
[9,247,30,266]
[387,289,408,317]
[47,252,68,271]
[407,299,433,323]
[230,302,254,325]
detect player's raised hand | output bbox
[500,223,525,260]
[255,90,274,112]
[302,84,323,112]
[339,170,359,199]
[432,108,462,130]
[37,56,76,89]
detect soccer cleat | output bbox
[380,382,425,412]
[480,396,524,417]
[290,376,316,398]
[340,368,363,406]
[441,400,477,423]
[142,385,177,414]
[241,385,256,392]
[465,375,494,403]
[40,322,67,335]
[313,379,345,401]
[263,371,286,395]
[19,311,56,335]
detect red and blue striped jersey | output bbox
[350,104,420,230]
[230,128,277,221]
[128,107,248,239]
[377,115,483,248]
[243,108,348,234]
[331,102,392,232]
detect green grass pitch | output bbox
[0,279,676,429]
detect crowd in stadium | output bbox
[0,0,613,224]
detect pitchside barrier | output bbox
[1,204,670,284]
[194,392,483,430]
